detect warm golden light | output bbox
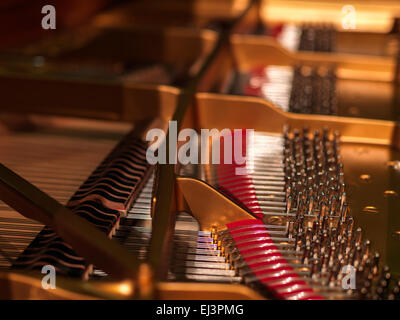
[117,282,133,296]
[361,206,379,214]
[360,174,371,183]
[384,190,398,198]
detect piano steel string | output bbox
[0,117,130,270]
[13,129,152,278]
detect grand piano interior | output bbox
[0,0,400,300]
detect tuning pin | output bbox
[336,259,346,283]
[337,239,346,260]
[381,266,391,283]
[297,214,305,231]
[354,227,362,247]
[346,251,355,266]
[359,287,370,300]
[285,184,292,199]
[312,220,320,239]
[337,219,345,238]
[328,265,339,287]
[293,128,300,139]
[388,281,400,300]
[372,252,380,276]
[362,260,373,276]
[378,278,389,289]
[295,232,304,252]
[303,126,310,138]
[286,195,292,215]
[283,125,290,139]
[345,231,353,254]
[339,192,346,209]
[321,252,330,273]
[296,192,303,210]
[340,202,348,222]
[319,202,328,220]
[388,291,398,300]
[376,279,390,299]
[339,182,346,194]
[381,265,390,275]
[359,280,372,299]
[346,216,354,233]
[311,258,321,280]
[354,246,362,268]
[302,245,311,265]
[287,220,295,239]
[321,215,329,232]
[330,227,337,242]
[327,257,337,272]
[329,195,337,212]
[333,130,340,143]
[308,196,314,214]
[323,127,330,141]
[366,272,374,281]
[320,230,329,253]
[305,227,313,246]
[362,240,371,263]
[312,239,321,259]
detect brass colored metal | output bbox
[230,35,395,81]
[176,176,256,231]
[0,270,139,300]
[0,271,98,300]
[195,93,398,146]
[157,282,264,300]
[0,270,264,300]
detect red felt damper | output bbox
[216,129,263,219]
[216,130,322,299]
[243,66,269,97]
[227,219,323,300]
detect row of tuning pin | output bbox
[282,127,398,299]
[283,127,344,217]
[298,24,336,52]
[212,223,349,299]
[204,127,398,299]
[289,65,337,115]
[286,213,400,300]
[209,205,399,300]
